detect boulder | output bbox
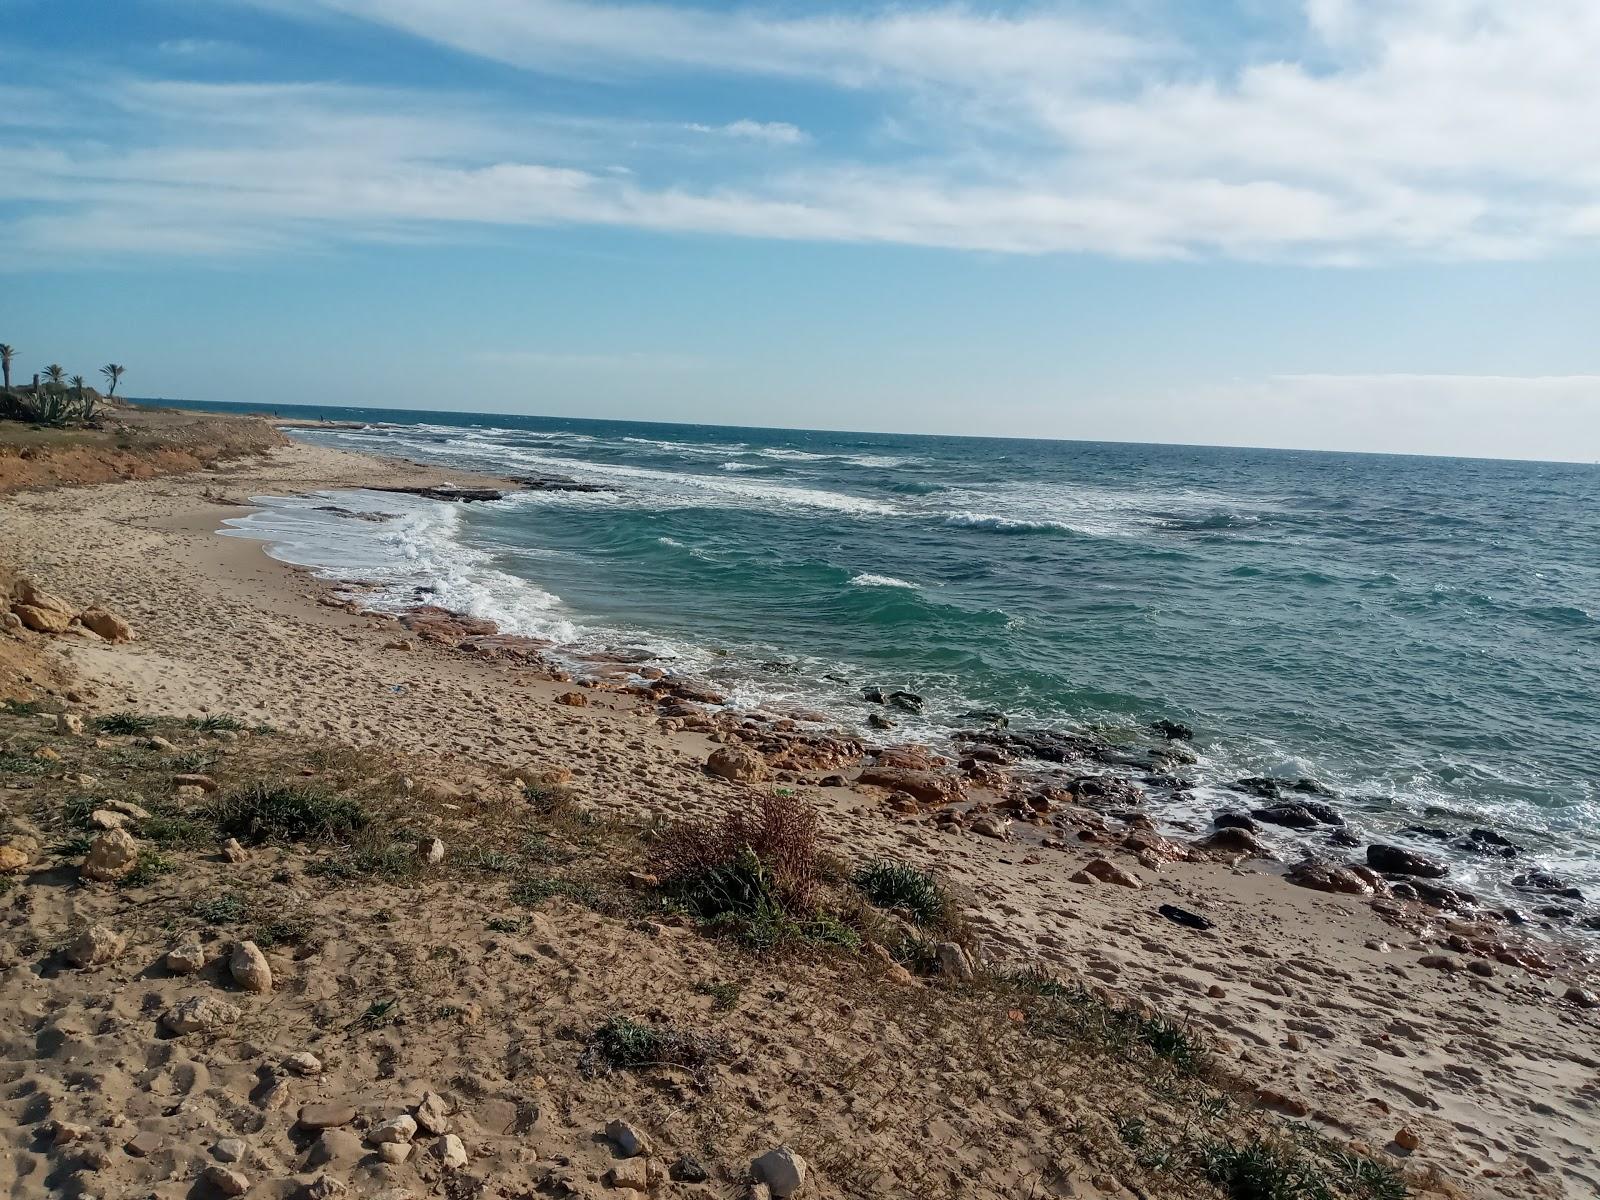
[81,828,140,882]
[78,607,133,642]
[705,746,767,784]
[857,764,963,806]
[434,1133,468,1170]
[56,712,84,735]
[1195,827,1263,857]
[1252,801,1342,829]
[971,813,1010,840]
[752,1146,808,1198]
[367,1114,417,1145]
[66,923,126,967]
[13,604,71,634]
[165,938,209,974]
[555,691,589,708]
[1367,844,1450,879]
[605,1119,649,1157]
[202,1165,251,1196]
[230,940,273,993]
[14,578,73,616]
[413,1090,451,1135]
[935,942,974,981]
[1077,859,1142,888]
[1286,857,1376,896]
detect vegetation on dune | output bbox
[0,340,124,427]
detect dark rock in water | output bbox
[372,484,503,502]
[867,712,896,730]
[1151,719,1194,741]
[860,686,887,704]
[1196,827,1262,856]
[1151,743,1198,767]
[1328,828,1362,847]
[1253,801,1342,829]
[823,673,851,684]
[1231,776,1335,801]
[1511,870,1584,900]
[314,505,399,522]
[1501,907,1528,925]
[1538,904,1576,919]
[956,728,1101,764]
[1287,857,1379,896]
[887,690,924,714]
[1158,903,1214,931]
[509,473,616,493]
[1213,811,1258,831]
[1404,825,1452,841]
[759,660,799,674]
[1407,879,1477,911]
[655,677,727,706]
[958,709,1009,728]
[1367,844,1450,879]
[1458,828,1522,858]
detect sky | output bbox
[3,0,1600,461]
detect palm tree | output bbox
[43,363,65,386]
[69,374,85,393]
[100,363,124,397]
[0,344,13,391]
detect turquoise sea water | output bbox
[163,401,1600,900]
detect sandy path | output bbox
[2,440,1596,1200]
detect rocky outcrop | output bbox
[705,745,767,783]
[857,764,964,806]
[1367,844,1450,878]
[7,578,135,641]
[77,606,133,642]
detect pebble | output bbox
[368,1114,417,1144]
[124,1130,163,1157]
[230,940,273,993]
[301,1175,346,1199]
[80,828,140,882]
[297,1102,358,1131]
[606,1157,650,1191]
[306,1128,362,1166]
[1395,1127,1421,1151]
[1418,955,1463,972]
[284,1051,323,1076]
[213,1138,247,1163]
[222,837,248,863]
[419,837,445,865]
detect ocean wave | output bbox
[849,573,918,589]
[942,513,1081,536]
[720,461,761,471]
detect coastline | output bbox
[2,435,1598,1198]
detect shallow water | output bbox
[188,401,1600,900]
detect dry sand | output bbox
[2,439,1597,1199]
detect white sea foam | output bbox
[942,512,1081,535]
[849,573,918,588]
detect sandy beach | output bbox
[2,434,1597,1200]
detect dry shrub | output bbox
[651,790,820,910]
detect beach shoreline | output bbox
[2,435,1598,1198]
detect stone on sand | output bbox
[606,1157,650,1191]
[164,994,242,1034]
[306,1127,362,1166]
[0,833,39,873]
[78,606,134,642]
[56,711,84,735]
[80,827,140,881]
[203,1164,251,1195]
[14,603,72,633]
[165,938,209,974]
[377,1140,412,1164]
[230,939,273,992]
[413,1090,451,1134]
[284,1051,323,1076]
[705,745,767,783]
[66,923,127,967]
[434,1133,468,1170]
[605,1119,649,1157]
[367,1114,417,1144]
[752,1146,808,1197]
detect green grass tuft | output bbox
[120,851,175,888]
[853,859,948,926]
[96,712,155,735]
[210,781,368,845]
[578,1015,728,1078]
[185,714,246,732]
[193,891,249,924]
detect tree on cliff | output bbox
[101,363,124,396]
[0,344,13,391]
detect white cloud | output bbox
[7,2,1600,263]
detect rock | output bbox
[867,712,896,730]
[1512,870,1584,900]
[147,735,177,751]
[1157,904,1214,931]
[89,808,133,831]
[1418,954,1462,972]
[971,814,1010,840]
[434,1133,468,1170]
[56,712,85,735]
[125,1129,164,1157]
[1195,827,1262,857]
[1286,857,1377,896]
[752,1146,808,1198]
[302,1175,347,1200]
[935,942,974,981]
[221,837,247,863]
[368,1114,417,1144]
[1213,811,1258,831]
[413,1090,451,1135]
[606,1158,650,1191]
[50,1120,89,1146]
[555,691,589,707]
[214,1138,247,1162]
[1082,858,1142,888]
[66,923,127,967]
[1252,802,1339,829]
[173,772,218,792]
[164,994,242,1034]
[1394,1127,1421,1152]
[705,745,767,783]
[0,610,21,635]
[419,837,446,866]
[0,834,39,873]
[886,691,924,714]
[14,604,72,634]
[512,764,573,791]
[81,827,140,881]
[306,1128,362,1166]
[1565,986,1600,1009]
[284,1051,322,1076]
[165,938,209,974]
[376,1141,412,1164]
[203,1164,251,1195]
[15,577,73,615]
[605,1119,649,1157]
[1367,844,1450,879]
[671,1154,711,1183]
[1151,719,1194,741]
[857,764,964,806]
[78,607,134,642]
[230,940,273,993]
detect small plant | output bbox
[96,712,155,735]
[0,753,49,778]
[853,859,948,926]
[52,832,95,857]
[120,851,175,888]
[461,846,516,873]
[142,814,211,849]
[486,916,524,933]
[309,842,416,881]
[211,781,368,845]
[166,750,216,773]
[185,714,245,732]
[193,891,249,924]
[694,980,742,1013]
[1011,972,1209,1076]
[252,914,312,949]
[511,873,597,908]
[578,1015,727,1079]
[1,699,47,716]
[349,997,400,1030]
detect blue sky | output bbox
[4,0,1600,460]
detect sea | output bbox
[151,400,1600,906]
